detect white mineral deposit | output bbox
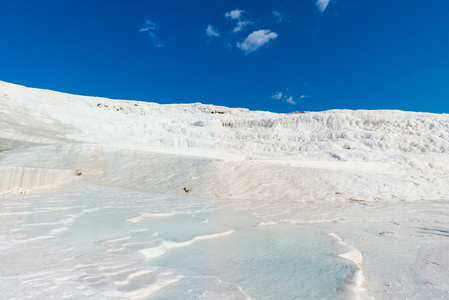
[1,81,449,299]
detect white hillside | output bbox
[1,80,449,299]
[2,80,448,157]
[1,80,448,200]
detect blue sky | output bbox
[1,1,448,113]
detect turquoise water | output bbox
[141,214,357,299]
[0,182,357,299]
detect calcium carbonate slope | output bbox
[1,80,449,299]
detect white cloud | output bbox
[153,41,165,48]
[316,0,330,12]
[272,92,283,100]
[234,20,252,33]
[139,18,164,47]
[225,9,244,20]
[272,11,284,23]
[225,9,253,33]
[139,19,158,37]
[206,25,220,38]
[286,96,296,105]
[272,91,309,105]
[237,30,278,54]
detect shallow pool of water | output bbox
[0,182,358,299]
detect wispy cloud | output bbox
[272,11,284,23]
[139,18,165,47]
[139,19,159,37]
[205,24,220,38]
[225,9,243,20]
[139,19,158,37]
[286,96,296,105]
[272,91,309,105]
[225,9,253,33]
[272,91,283,100]
[234,20,252,33]
[237,30,278,55]
[316,0,330,12]
[153,41,165,48]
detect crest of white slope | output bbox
[1,80,448,158]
